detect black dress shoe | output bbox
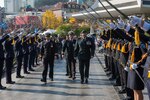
[16,75,24,78]
[106,72,111,76]
[41,79,46,83]
[6,81,15,84]
[0,85,6,90]
[85,79,88,84]
[68,76,72,78]
[72,77,76,80]
[24,71,30,74]
[29,68,35,71]
[104,69,109,72]
[66,74,69,76]
[109,77,116,81]
[118,89,126,94]
[50,78,53,81]
[81,80,84,84]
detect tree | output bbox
[55,23,90,36]
[42,10,63,29]
[55,24,73,36]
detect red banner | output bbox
[15,16,39,25]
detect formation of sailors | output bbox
[0,31,62,89]
[100,16,150,100]
[0,29,95,90]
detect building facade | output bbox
[26,0,35,8]
[4,0,35,13]
[77,0,83,4]
[4,0,22,13]
[51,2,83,19]
[68,0,95,5]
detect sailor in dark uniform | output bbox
[63,35,69,76]
[22,35,30,74]
[74,31,95,84]
[62,31,76,80]
[4,35,16,84]
[28,35,36,71]
[15,34,24,78]
[0,34,9,89]
[41,33,56,83]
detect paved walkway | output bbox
[0,54,120,100]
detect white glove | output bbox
[7,33,11,37]
[8,34,13,38]
[18,33,22,37]
[117,19,125,29]
[11,31,15,34]
[124,66,130,72]
[124,23,131,32]
[110,22,116,29]
[129,16,142,27]
[131,63,138,69]
[27,34,31,37]
[142,21,150,31]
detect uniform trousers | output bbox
[110,57,116,78]
[65,58,69,75]
[5,58,14,82]
[29,53,35,69]
[0,59,4,85]
[23,54,29,73]
[79,59,90,81]
[42,58,54,80]
[104,55,108,69]
[67,58,76,77]
[16,57,23,76]
[114,59,121,85]
[119,64,126,90]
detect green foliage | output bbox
[35,0,68,8]
[55,24,73,36]
[55,24,90,37]
[74,26,90,36]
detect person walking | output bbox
[74,31,95,84]
[41,33,56,83]
[62,31,76,80]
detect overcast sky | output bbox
[0,0,4,7]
